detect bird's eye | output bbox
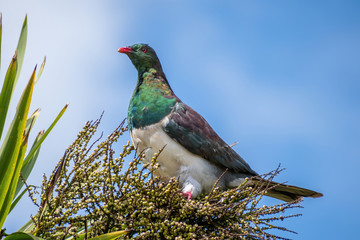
[141,47,147,53]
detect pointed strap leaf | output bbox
[0,53,17,139]
[14,128,42,198]
[0,13,2,70]
[24,109,41,138]
[17,217,36,233]
[75,231,127,240]
[23,103,68,167]
[9,185,28,214]
[0,67,35,229]
[0,140,27,223]
[35,56,46,84]
[4,232,44,240]
[14,15,27,86]
[88,231,127,240]
[13,109,41,198]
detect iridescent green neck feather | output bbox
[128,67,177,129]
[123,44,178,129]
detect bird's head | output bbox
[118,44,161,72]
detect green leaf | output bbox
[14,110,41,198]
[0,136,27,225]
[0,15,28,140]
[4,232,44,240]
[0,13,2,70]
[0,53,17,140]
[9,185,27,214]
[23,103,68,167]
[26,104,68,226]
[0,67,35,229]
[35,56,46,84]
[75,231,127,240]
[17,217,36,233]
[14,15,27,85]
[24,109,41,139]
[88,231,127,240]
[0,100,33,221]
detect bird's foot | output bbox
[182,191,192,200]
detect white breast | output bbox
[130,116,224,198]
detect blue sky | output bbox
[1,1,359,239]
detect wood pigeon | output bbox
[118,43,323,202]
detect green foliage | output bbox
[0,67,36,228]
[0,13,2,70]
[3,232,44,240]
[0,14,67,237]
[30,116,302,240]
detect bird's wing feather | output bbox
[162,102,257,175]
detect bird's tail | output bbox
[250,177,323,202]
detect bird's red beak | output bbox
[118,47,133,54]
